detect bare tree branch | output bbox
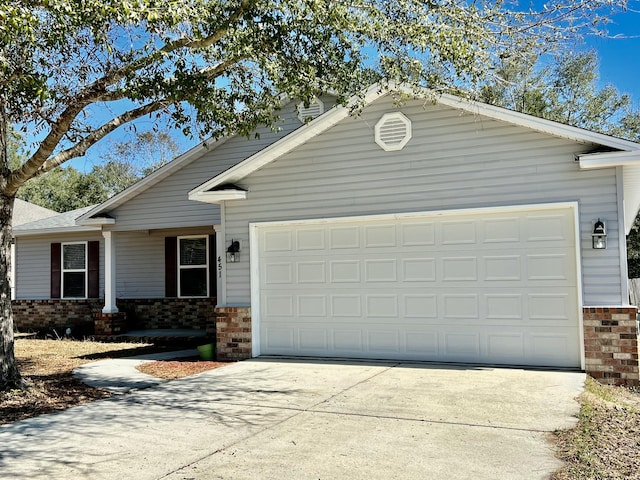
[6,100,168,194]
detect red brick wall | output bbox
[117,298,216,330]
[583,306,639,387]
[94,312,127,335]
[215,307,251,361]
[12,299,102,335]
[12,298,217,335]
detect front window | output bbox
[62,242,87,298]
[178,236,208,297]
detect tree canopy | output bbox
[1,0,628,195]
[480,50,640,141]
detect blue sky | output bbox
[584,6,640,100]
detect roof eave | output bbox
[578,150,640,169]
[76,217,117,227]
[434,92,640,152]
[13,226,102,237]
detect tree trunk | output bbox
[0,193,22,390]
[0,99,24,391]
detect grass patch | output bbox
[552,377,640,480]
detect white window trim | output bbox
[177,235,209,298]
[61,241,88,299]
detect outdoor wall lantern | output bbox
[226,240,240,262]
[592,219,607,250]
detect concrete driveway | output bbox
[0,358,584,480]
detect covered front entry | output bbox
[252,204,582,368]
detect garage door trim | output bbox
[249,201,584,368]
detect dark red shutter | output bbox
[87,241,99,298]
[209,234,217,298]
[51,243,61,298]
[165,236,177,297]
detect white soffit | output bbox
[578,149,640,169]
[189,189,248,204]
[576,150,640,234]
[624,164,640,234]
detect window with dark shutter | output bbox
[88,241,99,298]
[165,236,178,297]
[51,243,61,298]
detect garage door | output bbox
[254,205,582,367]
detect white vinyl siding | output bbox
[224,96,623,306]
[15,233,104,299]
[108,99,334,231]
[115,231,165,298]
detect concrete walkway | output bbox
[74,349,198,394]
[0,358,585,480]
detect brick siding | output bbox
[12,298,217,335]
[215,307,251,361]
[12,299,102,336]
[94,312,127,335]
[117,298,216,331]
[583,306,639,387]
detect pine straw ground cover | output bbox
[1,338,229,425]
[136,357,231,380]
[552,377,640,480]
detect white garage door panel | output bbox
[257,206,582,367]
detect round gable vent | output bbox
[297,97,324,123]
[374,112,412,151]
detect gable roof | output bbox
[188,84,640,203]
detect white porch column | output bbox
[102,231,118,314]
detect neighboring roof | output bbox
[14,205,100,236]
[12,199,58,226]
[189,84,640,202]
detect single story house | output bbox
[13,85,640,385]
